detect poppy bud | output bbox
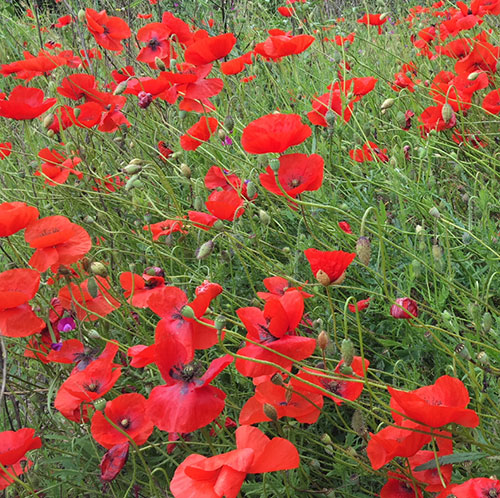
[213,220,225,231]
[246,181,257,198]
[196,240,214,260]
[155,57,166,70]
[113,81,128,95]
[320,433,332,445]
[77,9,86,22]
[271,373,285,386]
[339,364,353,375]
[477,351,489,365]
[455,343,471,360]
[390,297,418,319]
[381,98,394,110]
[389,156,397,168]
[180,163,191,178]
[259,209,270,225]
[270,158,280,173]
[178,110,187,120]
[88,277,99,298]
[325,110,336,127]
[91,262,108,277]
[482,312,492,333]
[214,315,226,332]
[171,151,182,160]
[138,91,153,109]
[263,403,278,421]
[193,196,204,211]
[315,269,331,286]
[429,206,441,218]
[351,410,367,437]
[122,163,142,175]
[432,243,443,262]
[380,12,390,20]
[217,129,227,141]
[341,338,354,366]
[125,175,141,191]
[441,103,454,123]
[88,329,101,339]
[318,330,329,351]
[181,305,195,319]
[42,114,54,129]
[356,236,371,266]
[224,115,234,133]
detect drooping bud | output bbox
[429,206,441,218]
[90,261,108,277]
[381,98,395,110]
[125,174,142,191]
[88,328,101,339]
[356,236,371,266]
[269,158,280,173]
[224,115,234,132]
[73,107,81,118]
[315,269,331,286]
[441,103,454,123]
[259,209,270,225]
[467,71,480,81]
[320,433,332,445]
[246,181,257,198]
[341,338,354,366]
[93,398,106,411]
[318,330,329,351]
[285,385,293,403]
[178,110,187,120]
[181,305,195,319]
[155,57,167,71]
[87,277,99,298]
[77,9,86,22]
[325,110,336,127]
[122,163,142,175]
[339,364,353,375]
[263,403,278,421]
[218,128,227,141]
[180,163,191,178]
[196,240,214,260]
[351,410,367,437]
[432,243,443,262]
[138,91,153,109]
[213,220,225,231]
[476,351,489,365]
[43,113,54,129]
[113,81,128,95]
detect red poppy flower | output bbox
[147,330,233,433]
[0,268,45,338]
[259,153,324,198]
[380,475,423,498]
[0,142,11,160]
[24,215,92,273]
[454,39,499,80]
[205,166,252,198]
[220,51,253,75]
[91,393,154,449]
[180,116,218,151]
[239,378,324,425]
[170,425,299,498]
[278,6,295,16]
[0,85,56,120]
[119,271,166,308]
[0,202,39,237]
[205,189,245,221]
[307,89,353,125]
[35,148,83,185]
[54,15,73,28]
[85,8,131,53]
[188,211,219,230]
[127,344,156,368]
[388,375,480,428]
[137,23,175,64]
[158,141,173,160]
[419,104,456,134]
[254,31,315,60]
[242,113,311,154]
[349,142,389,162]
[58,276,121,322]
[436,478,500,498]
[235,290,316,378]
[348,298,370,313]
[256,276,313,301]
[184,33,237,66]
[304,248,356,285]
[57,73,101,101]
[357,13,388,34]
[390,297,418,319]
[148,283,222,358]
[482,88,500,114]
[338,221,353,234]
[143,219,187,240]
[100,442,129,482]
[1,459,33,491]
[0,428,42,466]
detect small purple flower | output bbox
[222,135,233,146]
[57,316,76,333]
[51,342,63,352]
[138,91,153,109]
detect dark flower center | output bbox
[258,324,278,343]
[289,178,302,188]
[120,418,130,429]
[324,380,342,395]
[170,361,203,383]
[148,38,160,51]
[86,381,100,392]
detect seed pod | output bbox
[455,343,471,360]
[317,330,329,351]
[476,351,489,365]
[180,163,191,178]
[381,98,395,110]
[356,236,371,266]
[196,240,214,260]
[181,305,195,319]
[341,338,354,366]
[269,158,280,173]
[214,315,226,332]
[263,403,278,421]
[90,261,108,277]
[270,373,285,386]
[441,103,454,123]
[315,269,331,286]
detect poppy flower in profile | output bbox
[91,393,154,449]
[184,33,237,66]
[254,31,315,60]
[100,442,129,483]
[482,88,500,114]
[0,268,45,338]
[357,13,388,34]
[348,298,370,313]
[390,297,418,319]
[304,248,356,286]
[242,113,311,154]
[85,8,131,53]
[147,330,233,433]
[256,276,313,301]
[24,215,92,273]
[35,148,83,186]
[170,425,299,498]
[349,142,389,162]
[205,189,245,221]
[435,477,500,498]
[0,142,12,159]
[259,153,324,198]
[307,89,352,125]
[220,51,253,75]
[180,116,218,151]
[188,211,219,230]
[388,375,480,428]
[278,6,295,16]
[143,219,187,241]
[0,86,56,120]
[0,202,39,237]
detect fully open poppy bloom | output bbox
[304,248,356,285]
[91,393,154,449]
[35,148,83,186]
[143,219,187,240]
[0,51,67,81]
[0,268,45,338]
[436,478,500,498]
[147,330,233,433]
[58,276,121,322]
[380,475,423,498]
[170,425,299,498]
[454,40,499,81]
[239,377,324,425]
[0,428,41,491]
[0,202,39,237]
[184,33,237,66]
[137,23,176,64]
[388,375,480,428]
[0,86,56,120]
[180,116,218,151]
[254,30,315,60]
[357,13,388,34]
[24,215,92,273]
[292,357,369,405]
[0,142,11,160]
[85,9,131,53]
[119,270,166,308]
[242,113,311,154]
[259,153,324,198]
[57,73,101,102]
[235,290,316,378]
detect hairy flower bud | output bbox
[441,103,454,123]
[113,81,128,96]
[351,410,367,437]
[123,163,142,175]
[90,261,108,277]
[341,338,354,366]
[356,236,371,266]
[482,312,492,333]
[196,240,214,260]
[155,57,167,71]
[429,206,441,218]
[381,98,395,110]
[270,373,285,386]
[214,315,226,332]
[77,9,86,22]
[263,403,278,421]
[317,330,329,351]
[180,163,191,178]
[246,181,257,199]
[259,209,270,225]
[224,115,234,133]
[325,110,336,127]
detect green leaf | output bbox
[413,452,486,471]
